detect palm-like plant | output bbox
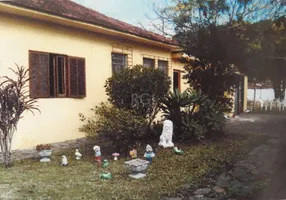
[0,65,40,167]
[160,89,225,140]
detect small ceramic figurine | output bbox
[93,145,101,163]
[100,172,112,179]
[75,149,82,160]
[102,159,109,168]
[129,148,137,159]
[61,155,68,166]
[144,144,155,163]
[112,152,120,160]
[173,146,184,155]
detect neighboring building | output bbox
[0,0,188,149]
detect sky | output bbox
[72,0,170,30]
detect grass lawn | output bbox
[0,134,261,200]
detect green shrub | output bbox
[105,65,171,126]
[79,103,148,151]
[160,89,226,140]
[195,97,226,133]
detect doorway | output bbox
[173,70,181,92]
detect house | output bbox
[0,0,189,150]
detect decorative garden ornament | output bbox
[36,144,52,162]
[75,149,82,160]
[129,148,137,159]
[158,120,174,148]
[173,146,184,155]
[61,155,68,166]
[144,144,155,163]
[102,159,109,168]
[100,172,112,179]
[93,145,101,162]
[112,152,120,160]
[125,158,150,179]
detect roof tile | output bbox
[3,0,177,45]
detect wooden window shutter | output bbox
[68,57,86,98]
[29,51,50,98]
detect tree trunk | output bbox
[272,80,285,101]
[0,136,12,168]
[0,138,5,166]
[281,80,286,100]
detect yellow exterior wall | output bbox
[0,13,186,150]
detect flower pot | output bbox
[38,149,52,162]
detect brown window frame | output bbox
[55,55,67,97]
[68,56,86,98]
[173,70,181,92]
[29,50,86,99]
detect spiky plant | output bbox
[0,64,40,167]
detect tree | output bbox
[0,65,40,167]
[261,16,286,100]
[237,16,286,100]
[105,65,171,126]
[151,0,285,103]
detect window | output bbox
[112,53,127,73]
[143,58,155,68]
[29,50,86,98]
[173,70,181,92]
[158,60,168,74]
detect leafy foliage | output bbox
[105,65,170,126]
[160,89,226,140]
[0,65,40,167]
[152,0,285,102]
[79,103,148,152]
[183,61,237,112]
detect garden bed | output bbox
[0,134,260,200]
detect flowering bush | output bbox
[36,144,52,151]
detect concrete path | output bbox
[163,113,286,200]
[226,114,286,200]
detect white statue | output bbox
[158,120,174,148]
[61,155,68,166]
[75,149,82,160]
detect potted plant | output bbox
[36,144,52,162]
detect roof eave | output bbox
[0,3,179,51]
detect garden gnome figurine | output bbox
[129,148,137,159]
[93,145,101,163]
[61,155,68,166]
[102,159,109,168]
[144,144,155,163]
[158,120,174,148]
[75,149,82,160]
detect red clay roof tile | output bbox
[3,0,177,45]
